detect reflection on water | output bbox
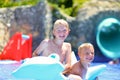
[0,62,120,80]
[92,63,120,80]
[0,62,20,80]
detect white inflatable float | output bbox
[12,54,66,80]
[12,53,106,80]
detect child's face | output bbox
[79,47,94,63]
[53,24,69,41]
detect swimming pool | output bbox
[96,63,120,80]
[0,61,120,80]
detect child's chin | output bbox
[87,60,93,63]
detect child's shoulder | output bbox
[43,39,50,41]
[41,39,50,43]
[72,61,79,67]
[40,39,51,46]
[64,42,71,46]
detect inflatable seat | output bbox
[0,32,32,61]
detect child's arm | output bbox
[62,43,72,75]
[32,39,48,57]
[68,74,82,80]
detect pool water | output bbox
[0,61,120,80]
[0,61,33,80]
[0,62,22,80]
[97,63,120,80]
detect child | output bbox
[32,19,72,74]
[68,43,95,80]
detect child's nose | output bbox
[89,52,94,56]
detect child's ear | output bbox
[68,31,70,34]
[52,29,56,35]
[78,52,80,57]
[52,30,54,34]
[67,30,70,34]
[52,30,55,38]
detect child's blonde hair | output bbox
[78,43,94,54]
[53,19,70,31]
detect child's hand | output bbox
[62,66,71,75]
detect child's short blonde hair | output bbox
[53,19,70,31]
[78,43,94,54]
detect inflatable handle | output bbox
[86,64,107,80]
[49,53,60,61]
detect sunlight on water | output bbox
[93,63,120,80]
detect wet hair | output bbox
[53,19,70,31]
[78,43,94,54]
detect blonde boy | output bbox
[68,43,95,80]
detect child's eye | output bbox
[56,30,61,33]
[56,29,67,33]
[91,52,94,54]
[86,52,89,55]
[86,52,94,55]
[63,30,67,32]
